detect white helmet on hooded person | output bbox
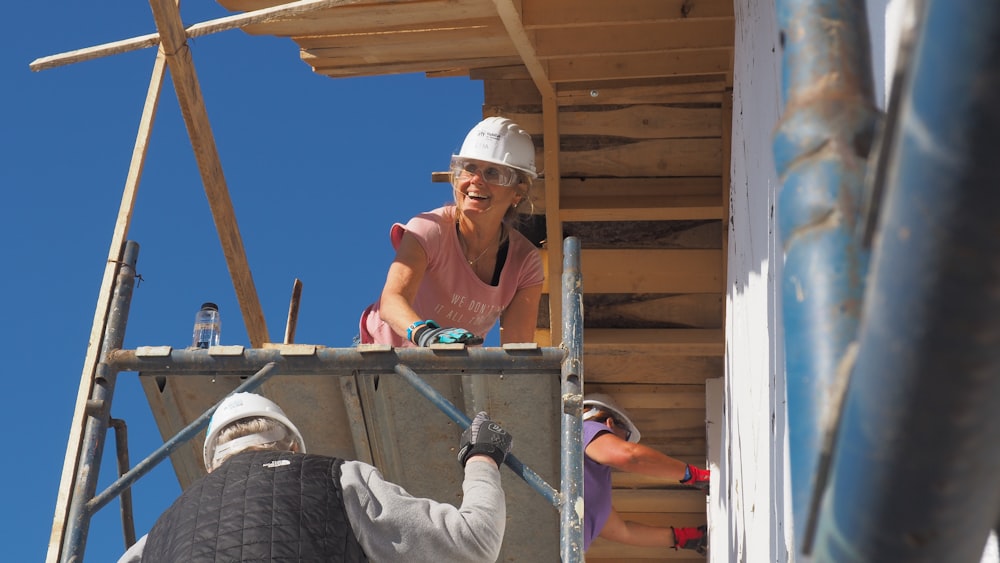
[202,392,306,471]
[452,116,537,180]
[582,393,641,444]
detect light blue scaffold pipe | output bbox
[560,236,584,562]
[772,0,878,554]
[811,2,1000,562]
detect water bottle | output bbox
[192,302,221,349]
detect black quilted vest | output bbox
[143,450,368,562]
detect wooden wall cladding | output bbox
[485,72,726,559]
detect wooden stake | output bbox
[46,48,167,563]
[148,0,269,348]
[284,279,303,344]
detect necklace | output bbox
[458,226,498,265]
[464,240,494,265]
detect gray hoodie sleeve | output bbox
[340,459,505,562]
[115,533,146,563]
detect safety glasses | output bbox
[613,420,632,442]
[586,411,631,441]
[450,157,521,187]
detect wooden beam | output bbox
[559,138,722,178]
[530,177,722,217]
[534,19,735,58]
[499,104,723,139]
[492,0,555,99]
[541,96,562,343]
[303,40,515,67]
[581,293,724,329]
[547,48,733,83]
[310,56,523,77]
[586,353,722,385]
[559,195,723,222]
[148,0,269,347]
[613,489,708,513]
[602,512,706,528]
[522,0,733,28]
[241,0,495,36]
[30,0,368,72]
[721,89,733,326]
[556,75,728,105]
[470,65,533,81]
[540,249,723,294]
[46,50,168,563]
[293,18,501,48]
[586,328,724,356]
[588,383,708,410]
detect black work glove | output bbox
[458,412,512,468]
[416,326,484,347]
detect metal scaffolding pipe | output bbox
[63,241,140,563]
[108,419,136,550]
[560,236,585,563]
[811,2,1000,561]
[772,0,879,552]
[86,362,278,514]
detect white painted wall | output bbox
[715,1,788,561]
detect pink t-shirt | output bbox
[360,206,544,347]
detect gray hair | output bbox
[210,416,299,470]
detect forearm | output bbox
[341,460,505,562]
[499,320,535,345]
[599,511,675,548]
[456,459,507,558]
[378,292,422,341]
[617,521,676,548]
[499,284,541,344]
[613,444,688,481]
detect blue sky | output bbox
[5,2,488,560]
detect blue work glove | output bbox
[458,412,512,468]
[416,326,484,347]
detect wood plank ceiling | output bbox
[217,0,734,559]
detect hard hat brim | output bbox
[582,394,641,443]
[450,154,538,180]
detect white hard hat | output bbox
[453,116,537,178]
[582,393,641,443]
[202,392,306,471]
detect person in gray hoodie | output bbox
[118,392,513,563]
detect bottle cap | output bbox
[200,302,219,311]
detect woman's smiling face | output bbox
[453,159,522,218]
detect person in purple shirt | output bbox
[583,393,710,554]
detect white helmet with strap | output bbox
[202,392,306,471]
[582,393,641,443]
[453,116,537,178]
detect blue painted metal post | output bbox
[560,236,584,562]
[811,2,1000,561]
[773,0,879,553]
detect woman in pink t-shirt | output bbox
[359,117,544,348]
